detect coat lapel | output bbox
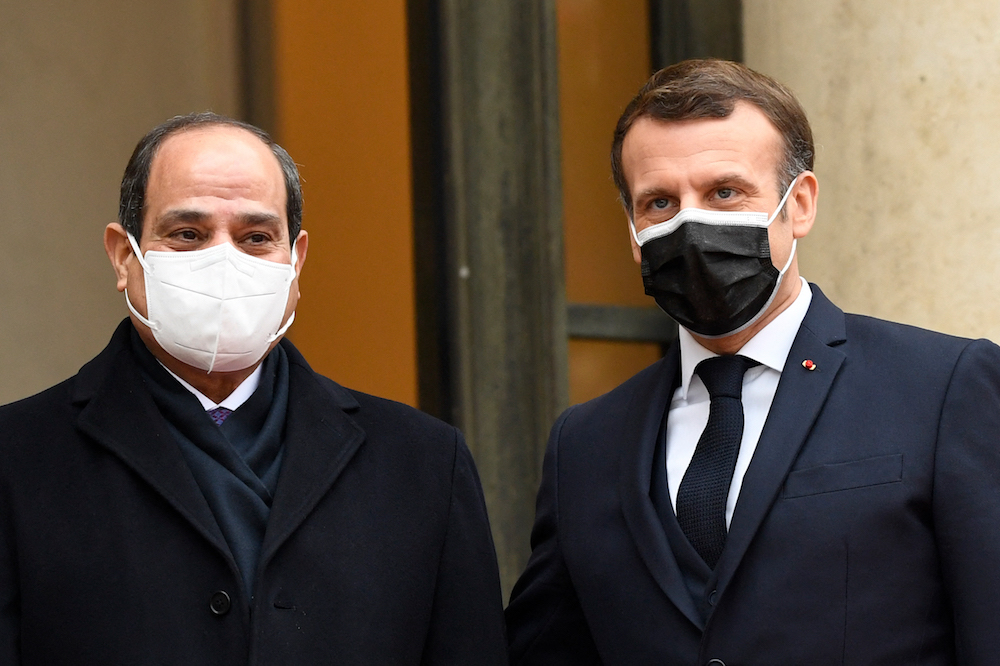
[713,287,847,595]
[73,321,231,561]
[618,347,704,628]
[258,341,366,567]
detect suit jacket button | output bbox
[708,589,718,606]
[706,660,726,666]
[210,590,232,616]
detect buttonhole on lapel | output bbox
[802,359,817,371]
[273,598,296,610]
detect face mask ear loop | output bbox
[769,175,801,276]
[124,290,157,330]
[268,311,296,344]
[263,238,301,344]
[765,174,801,227]
[126,232,154,273]
[779,238,797,276]
[261,237,302,344]
[628,216,642,247]
[123,232,159,331]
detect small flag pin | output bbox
[802,359,817,371]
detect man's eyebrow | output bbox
[237,212,283,226]
[157,208,209,224]
[635,186,673,201]
[154,209,283,226]
[704,173,759,192]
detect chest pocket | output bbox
[782,453,903,499]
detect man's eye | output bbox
[652,198,670,209]
[178,230,198,240]
[717,188,734,199]
[248,233,269,244]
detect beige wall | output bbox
[0,0,241,404]
[745,2,1000,341]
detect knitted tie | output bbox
[676,355,758,569]
[207,406,234,426]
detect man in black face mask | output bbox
[506,59,1000,664]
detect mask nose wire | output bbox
[628,173,802,248]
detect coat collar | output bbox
[72,320,367,580]
[258,340,365,567]
[711,285,846,598]
[73,321,233,565]
[618,345,706,628]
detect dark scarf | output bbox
[130,329,289,599]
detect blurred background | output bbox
[3,0,999,599]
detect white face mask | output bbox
[125,233,298,373]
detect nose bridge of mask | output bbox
[630,174,802,248]
[128,232,298,278]
[223,238,299,278]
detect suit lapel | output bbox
[74,322,231,561]
[713,287,847,595]
[259,342,365,567]
[618,347,704,629]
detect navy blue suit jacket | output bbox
[507,286,1000,664]
[0,320,507,665]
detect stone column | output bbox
[434,0,570,599]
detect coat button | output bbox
[706,660,726,666]
[210,590,231,616]
[708,589,718,606]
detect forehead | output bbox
[146,125,286,213]
[621,102,783,188]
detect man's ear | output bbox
[292,230,308,277]
[789,171,819,240]
[104,223,133,293]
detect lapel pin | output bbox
[802,359,817,371]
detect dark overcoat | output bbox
[0,320,508,665]
[507,287,1000,665]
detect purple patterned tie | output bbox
[207,406,233,426]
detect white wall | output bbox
[0,0,241,403]
[745,1,1000,340]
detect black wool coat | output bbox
[0,320,507,665]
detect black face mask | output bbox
[632,180,798,338]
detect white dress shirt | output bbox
[160,362,263,412]
[665,277,812,527]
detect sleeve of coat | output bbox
[933,337,1000,664]
[420,430,508,666]
[505,407,601,665]
[0,457,20,664]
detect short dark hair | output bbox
[119,112,303,241]
[611,59,814,215]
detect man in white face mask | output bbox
[507,60,1000,664]
[0,113,507,665]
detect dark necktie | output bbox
[207,406,234,426]
[676,355,758,569]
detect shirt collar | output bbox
[158,362,264,412]
[676,278,813,400]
